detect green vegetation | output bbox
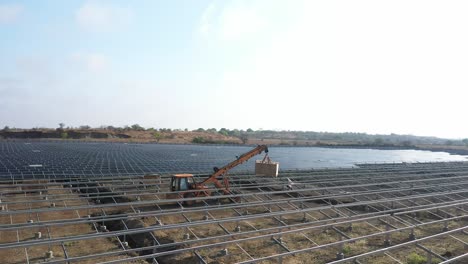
[131,124,145,131]
[192,137,206,144]
[63,241,78,247]
[218,128,229,136]
[192,136,235,145]
[406,253,426,264]
[61,132,68,139]
[153,132,163,142]
[342,245,352,255]
[463,139,468,146]
[373,137,384,145]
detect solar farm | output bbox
[0,141,467,264]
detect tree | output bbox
[2,126,9,132]
[131,124,145,131]
[228,129,240,137]
[246,128,254,132]
[153,132,163,142]
[195,128,205,132]
[218,128,229,136]
[373,138,384,145]
[58,123,65,130]
[80,125,91,130]
[462,139,468,146]
[240,134,249,144]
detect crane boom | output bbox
[199,145,269,187]
[168,145,272,204]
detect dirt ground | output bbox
[0,183,147,264]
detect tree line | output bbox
[2,124,468,147]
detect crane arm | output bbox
[200,145,269,187]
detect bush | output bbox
[401,140,413,147]
[192,137,236,145]
[406,253,426,264]
[342,245,351,255]
[192,137,205,144]
[61,132,68,139]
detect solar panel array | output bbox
[1,141,466,180]
[0,142,264,179]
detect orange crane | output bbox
[167,145,269,204]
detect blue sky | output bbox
[1,1,468,138]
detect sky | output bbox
[1,0,467,139]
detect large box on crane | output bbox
[255,160,279,177]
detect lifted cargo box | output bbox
[255,160,279,177]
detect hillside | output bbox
[0,128,242,144]
[1,127,468,155]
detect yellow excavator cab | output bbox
[170,174,195,191]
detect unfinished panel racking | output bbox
[1,161,467,263]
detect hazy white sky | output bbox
[1,0,467,138]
